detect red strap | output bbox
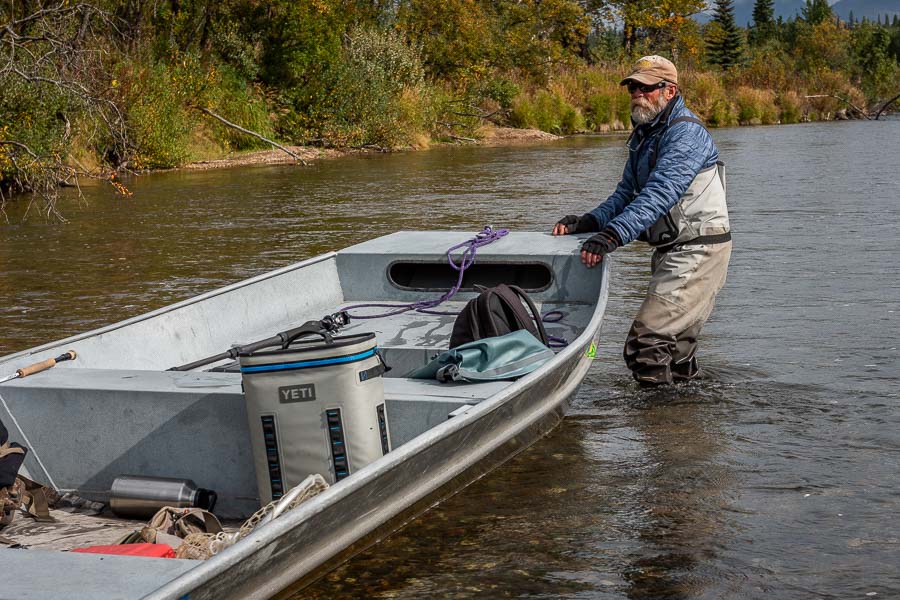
[71,543,176,558]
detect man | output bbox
[552,55,731,387]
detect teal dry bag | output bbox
[411,330,554,383]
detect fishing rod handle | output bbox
[16,350,77,378]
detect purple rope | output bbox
[344,226,509,320]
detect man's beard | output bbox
[631,92,670,124]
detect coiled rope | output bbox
[343,225,509,319]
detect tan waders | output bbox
[624,241,731,386]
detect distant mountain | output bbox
[699,0,899,26]
[831,0,900,22]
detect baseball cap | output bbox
[620,55,678,86]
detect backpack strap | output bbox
[0,441,25,459]
[497,284,550,347]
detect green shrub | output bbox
[707,98,737,127]
[616,95,632,127]
[529,89,583,134]
[204,66,274,151]
[476,77,520,110]
[0,76,73,179]
[120,61,193,169]
[509,94,537,129]
[296,26,431,148]
[735,87,778,125]
[777,91,802,124]
[587,93,613,127]
[682,71,730,125]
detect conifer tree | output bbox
[750,0,776,44]
[706,0,743,67]
[801,0,832,25]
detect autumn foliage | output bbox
[1,0,898,207]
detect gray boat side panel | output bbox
[0,369,258,518]
[384,379,510,447]
[0,254,343,373]
[0,549,196,600]
[336,231,602,304]
[386,398,474,447]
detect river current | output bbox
[1,119,898,598]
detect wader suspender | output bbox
[646,116,732,254]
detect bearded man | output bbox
[552,55,732,387]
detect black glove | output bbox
[581,228,621,257]
[556,214,598,234]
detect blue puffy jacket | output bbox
[588,94,719,245]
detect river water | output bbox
[1,120,899,598]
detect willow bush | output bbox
[510,88,584,134]
[735,87,778,125]
[203,66,274,152]
[299,26,433,148]
[777,91,803,124]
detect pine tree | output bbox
[801,0,832,25]
[706,0,743,67]
[750,0,776,44]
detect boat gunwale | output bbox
[145,258,611,600]
[0,251,337,367]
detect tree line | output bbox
[1,0,898,214]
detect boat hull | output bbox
[149,325,600,600]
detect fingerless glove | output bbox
[556,214,598,234]
[581,228,621,256]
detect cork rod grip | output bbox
[15,350,77,378]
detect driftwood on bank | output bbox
[805,92,900,121]
[804,94,871,119]
[194,107,308,166]
[874,93,900,120]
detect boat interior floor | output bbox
[1,508,239,552]
[207,299,593,378]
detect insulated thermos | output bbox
[109,475,217,519]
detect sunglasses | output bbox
[626,81,667,94]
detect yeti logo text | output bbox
[278,384,317,403]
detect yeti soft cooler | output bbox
[239,332,390,503]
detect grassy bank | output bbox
[1,1,898,212]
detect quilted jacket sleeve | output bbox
[587,156,638,230]
[603,122,716,245]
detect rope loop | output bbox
[345,226,508,320]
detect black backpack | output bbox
[449,284,550,349]
[1,418,27,489]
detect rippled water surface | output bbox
[2,120,899,598]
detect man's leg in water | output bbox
[624,242,731,386]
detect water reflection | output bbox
[617,387,733,600]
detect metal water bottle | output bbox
[109,475,217,519]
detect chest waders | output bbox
[632,116,732,251]
[623,116,733,386]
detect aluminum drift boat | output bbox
[0,230,609,600]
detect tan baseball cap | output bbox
[620,55,678,86]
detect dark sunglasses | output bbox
[626,81,667,94]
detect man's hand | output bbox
[552,214,597,236]
[580,229,620,268]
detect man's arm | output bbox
[604,123,714,245]
[587,157,639,230]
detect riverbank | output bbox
[181,126,562,171]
